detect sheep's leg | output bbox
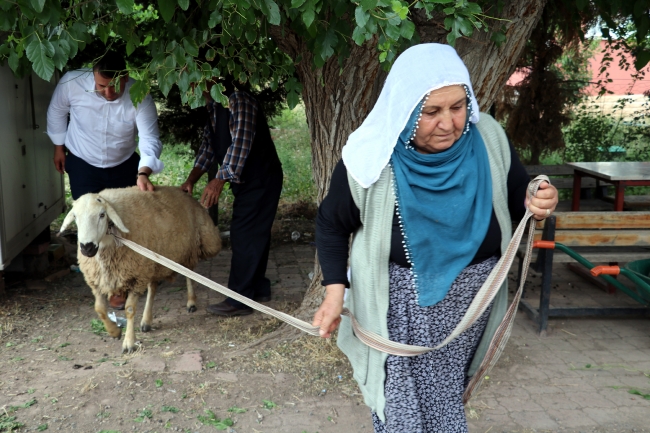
[95,291,121,339]
[122,292,140,354]
[140,281,157,333]
[186,277,197,313]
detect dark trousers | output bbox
[226,169,283,309]
[66,151,140,200]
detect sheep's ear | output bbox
[104,201,129,233]
[58,209,76,235]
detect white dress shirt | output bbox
[46,69,164,173]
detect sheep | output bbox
[58,186,222,353]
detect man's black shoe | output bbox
[254,294,271,302]
[206,301,253,317]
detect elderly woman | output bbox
[312,44,558,432]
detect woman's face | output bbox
[412,85,467,154]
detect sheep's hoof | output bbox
[110,329,122,340]
[140,323,152,333]
[122,346,136,354]
[187,305,197,313]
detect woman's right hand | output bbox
[312,284,345,338]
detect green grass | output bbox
[270,104,316,203]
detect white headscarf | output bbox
[341,43,480,188]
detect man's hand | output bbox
[136,167,154,192]
[312,284,345,338]
[200,178,227,208]
[53,145,66,174]
[180,180,194,195]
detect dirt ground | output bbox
[0,209,373,433]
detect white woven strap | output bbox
[111,175,547,377]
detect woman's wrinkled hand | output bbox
[312,284,345,338]
[525,181,559,221]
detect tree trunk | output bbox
[268,0,548,331]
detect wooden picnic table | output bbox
[568,162,650,211]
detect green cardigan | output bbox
[337,112,512,421]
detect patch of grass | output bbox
[0,414,23,431]
[205,361,216,369]
[133,408,153,422]
[31,336,43,343]
[197,410,233,430]
[227,406,247,414]
[269,104,315,203]
[155,379,163,388]
[11,357,24,362]
[162,306,170,312]
[168,287,183,292]
[161,406,179,413]
[27,389,35,394]
[8,399,37,412]
[37,423,48,431]
[59,342,70,348]
[90,319,106,335]
[629,389,650,400]
[58,356,72,361]
[262,399,277,409]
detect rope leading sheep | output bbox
[58,186,222,353]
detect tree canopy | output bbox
[1,0,522,107]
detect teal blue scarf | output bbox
[390,95,492,307]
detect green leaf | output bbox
[30,0,46,13]
[0,7,15,31]
[635,50,650,70]
[400,19,415,40]
[129,80,150,107]
[355,6,369,27]
[385,23,400,40]
[26,38,55,80]
[182,38,199,57]
[287,90,300,109]
[457,16,473,36]
[97,24,111,44]
[360,0,376,12]
[208,10,222,28]
[264,0,281,25]
[352,26,366,46]
[245,29,257,44]
[302,9,315,28]
[490,30,506,46]
[8,50,19,73]
[115,0,134,14]
[57,38,70,57]
[178,0,189,11]
[321,28,337,60]
[172,45,186,67]
[126,40,135,56]
[177,70,190,92]
[51,42,66,70]
[291,0,307,7]
[157,0,176,22]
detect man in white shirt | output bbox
[47,51,164,310]
[47,51,164,200]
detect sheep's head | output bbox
[58,194,129,258]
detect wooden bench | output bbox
[516,211,650,335]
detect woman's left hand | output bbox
[525,181,558,221]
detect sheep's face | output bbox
[58,194,129,258]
